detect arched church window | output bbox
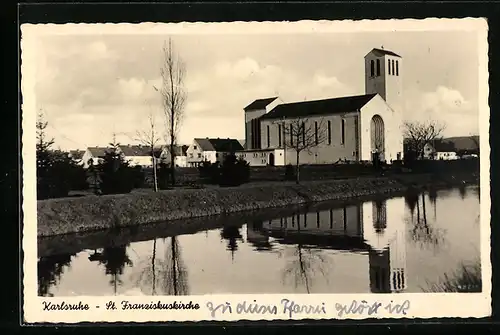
[376,59,381,76]
[396,60,399,76]
[392,60,395,77]
[388,59,391,75]
[370,60,375,77]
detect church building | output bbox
[238,47,405,166]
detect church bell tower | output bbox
[364,47,404,115]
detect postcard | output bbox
[22,17,490,323]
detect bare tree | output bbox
[136,103,161,192]
[403,120,446,160]
[277,117,328,184]
[157,38,187,186]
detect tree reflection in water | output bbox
[279,220,332,294]
[220,225,243,261]
[407,192,447,253]
[134,236,189,296]
[38,253,75,297]
[88,244,133,295]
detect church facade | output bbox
[238,48,404,166]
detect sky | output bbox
[26,21,484,151]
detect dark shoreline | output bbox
[36,172,478,241]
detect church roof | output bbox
[369,48,402,58]
[194,138,244,152]
[244,97,278,111]
[260,93,377,120]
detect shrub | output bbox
[97,150,134,195]
[198,160,220,184]
[284,164,295,181]
[157,162,172,190]
[131,165,145,189]
[219,153,250,187]
[37,149,89,199]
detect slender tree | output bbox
[402,120,446,160]
[158,38,187,186]
[136,103,161,192]
[277,117,328,184]
[36,110,55,152]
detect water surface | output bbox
[38,185,481,296]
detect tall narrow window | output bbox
[327,120,332,145]
[388,59,391,75]
[341,119,346,145]
[290,124,293,146]
[329,209,333,229]
[392,60,395,77]
[302,122,306,146]
[376,59,381,76]
[266,125,270,148]
[314,121,318,145]
[396,60,399,76]
[370,60,375,77]
[316,212,320,228]
[278,124,282,147]
[343,206,347,231]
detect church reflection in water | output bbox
[245,197,407,293]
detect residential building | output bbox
[160,145,189,167]
[240,47,405,166]
[118,145,160,167]
[186,138,244,167]
[82,147,114,168]
[68,150,85,165]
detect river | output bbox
[37,185,481,296]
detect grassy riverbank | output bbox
[37,172,478,237]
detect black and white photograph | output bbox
[22,18,490,322]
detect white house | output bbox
[240,47,405,166]
[186,138,244,167]
[82,147,113,168]
[118,145,161,168]
[160,145,189,167]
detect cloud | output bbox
[184,57,354,120]
[405,86,478,136]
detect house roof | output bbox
[68,150,85,160]
[368,48,402,58]
[162,144,189,156]
[119,145,153,157]
[87,147,113,158]
[444,136,479,151]
[260,93,377,120]
[244,97,278,111]
[433,140,456,152]
[194,138,244,152]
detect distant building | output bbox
[82,145,162,168]
[160,145,189,167]
[68,150,85,165]
[118,145,160,167]
[240,47,405,166]
[82,146,114,168]
[186,138,244,167]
